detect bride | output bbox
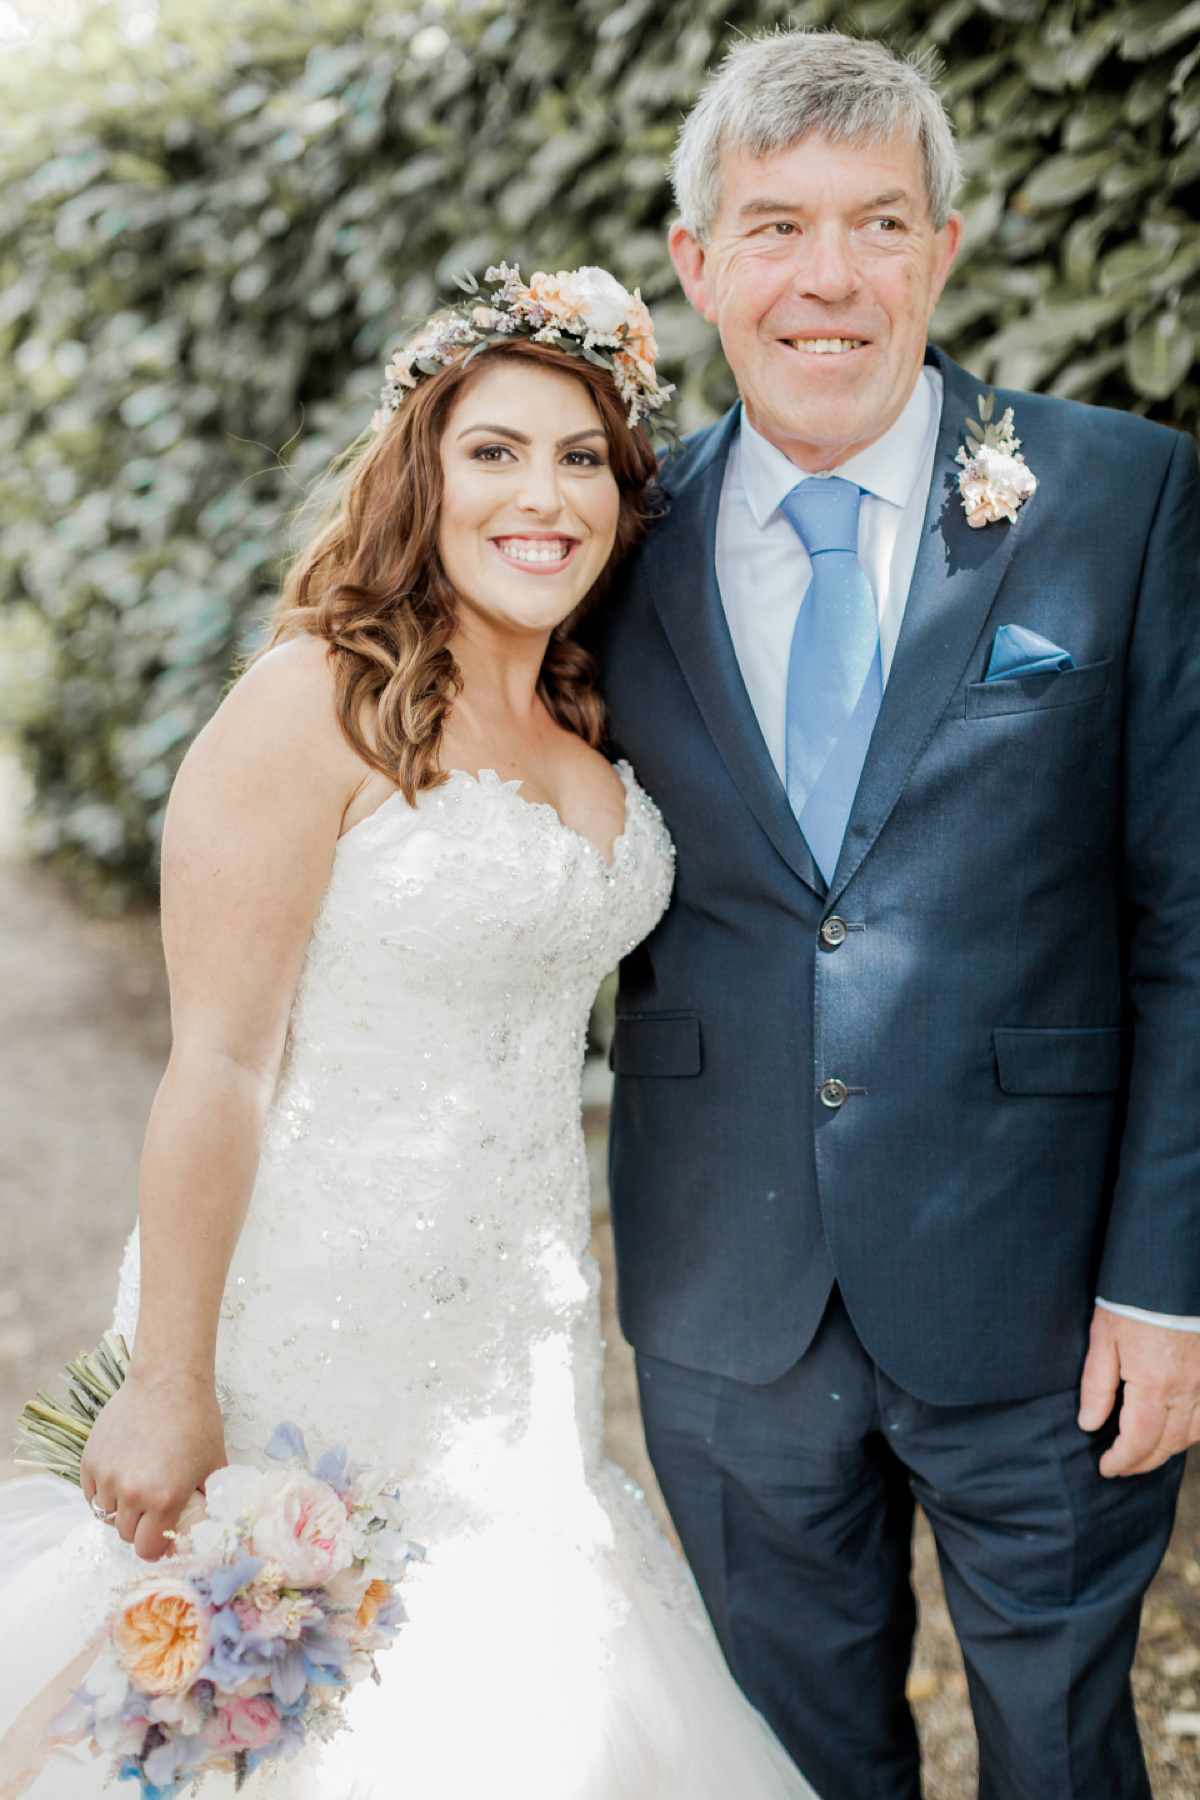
[0,268,816,1799]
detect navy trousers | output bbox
[636,1292,1183,1800]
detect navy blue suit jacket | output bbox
[591,348,1200,1405]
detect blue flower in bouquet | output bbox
[268,1643,309,1706]
[206,1555,265,1607]
[201,1606,279,1689]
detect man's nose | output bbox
[793,225,858,304]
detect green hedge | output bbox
[2,0,1199,890]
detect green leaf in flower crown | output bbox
[1126,312,1196,399]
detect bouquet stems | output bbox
[15,1331,130,1485]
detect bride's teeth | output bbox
[499,539,570,564]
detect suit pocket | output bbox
[966,659,1110,719]
[612,1011,702,1077]
[993,1026,1129,1095]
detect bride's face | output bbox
[437,359,621,638]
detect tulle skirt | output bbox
[0,1475,817,1800]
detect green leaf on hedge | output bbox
[1126,313,1196,398]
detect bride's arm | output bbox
[80,638,371,1561]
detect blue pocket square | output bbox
[985,624,1076,682]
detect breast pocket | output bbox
[611,1012,702,1077]
[965,660,1110,720]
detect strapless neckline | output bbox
[337,760,635,873]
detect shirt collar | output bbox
[735,368,938,528]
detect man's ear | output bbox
[669,221,718,324]
[927,209,964,316]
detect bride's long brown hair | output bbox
[266,339,661,801]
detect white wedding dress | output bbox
[0,763,816,1800]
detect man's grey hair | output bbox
[671,29,961,242]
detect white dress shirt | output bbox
[713,369,1200,1336]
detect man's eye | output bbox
[770,222,797,236]
[869,217,902,233]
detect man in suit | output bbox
[591,29,1200,1800]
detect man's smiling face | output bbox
[670,129,962,471]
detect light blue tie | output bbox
[779,476,882,884]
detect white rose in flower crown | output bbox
[250,1469,355,1587]
[571,266,634,335]
[529,266,632,337]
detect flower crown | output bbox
[372,262,675,438]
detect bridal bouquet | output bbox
[17,1344,416,1796]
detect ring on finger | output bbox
[90,1498,117,1524]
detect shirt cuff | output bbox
[1095,1298,1200,1334]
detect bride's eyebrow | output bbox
[457,422,530,442]
[455,424,607,447]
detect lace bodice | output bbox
[142,763,674,1547]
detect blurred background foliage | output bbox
[2,0,1199,892]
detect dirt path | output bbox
[0,750,1197,1795]
[0,758,168,1483]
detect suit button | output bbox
[819,1079,849,1109]
[820,916,848,949]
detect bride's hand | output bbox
[80,1369,226,1562]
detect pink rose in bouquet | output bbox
[203,1693,282,1753]
[250,1469,355,1587]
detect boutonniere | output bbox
[955,391,1038,528]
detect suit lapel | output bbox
[643,411,824,896]
[825,350,1031,906]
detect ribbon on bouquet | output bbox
[0,1633,106,1799]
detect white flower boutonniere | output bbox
[955,391,1038,528]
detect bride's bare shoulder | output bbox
[231,632,341,711]
[198,634,349,756]
[170,633,365,821]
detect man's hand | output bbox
[1078,1306,1200,1477]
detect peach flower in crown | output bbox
[372,262,675,441]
